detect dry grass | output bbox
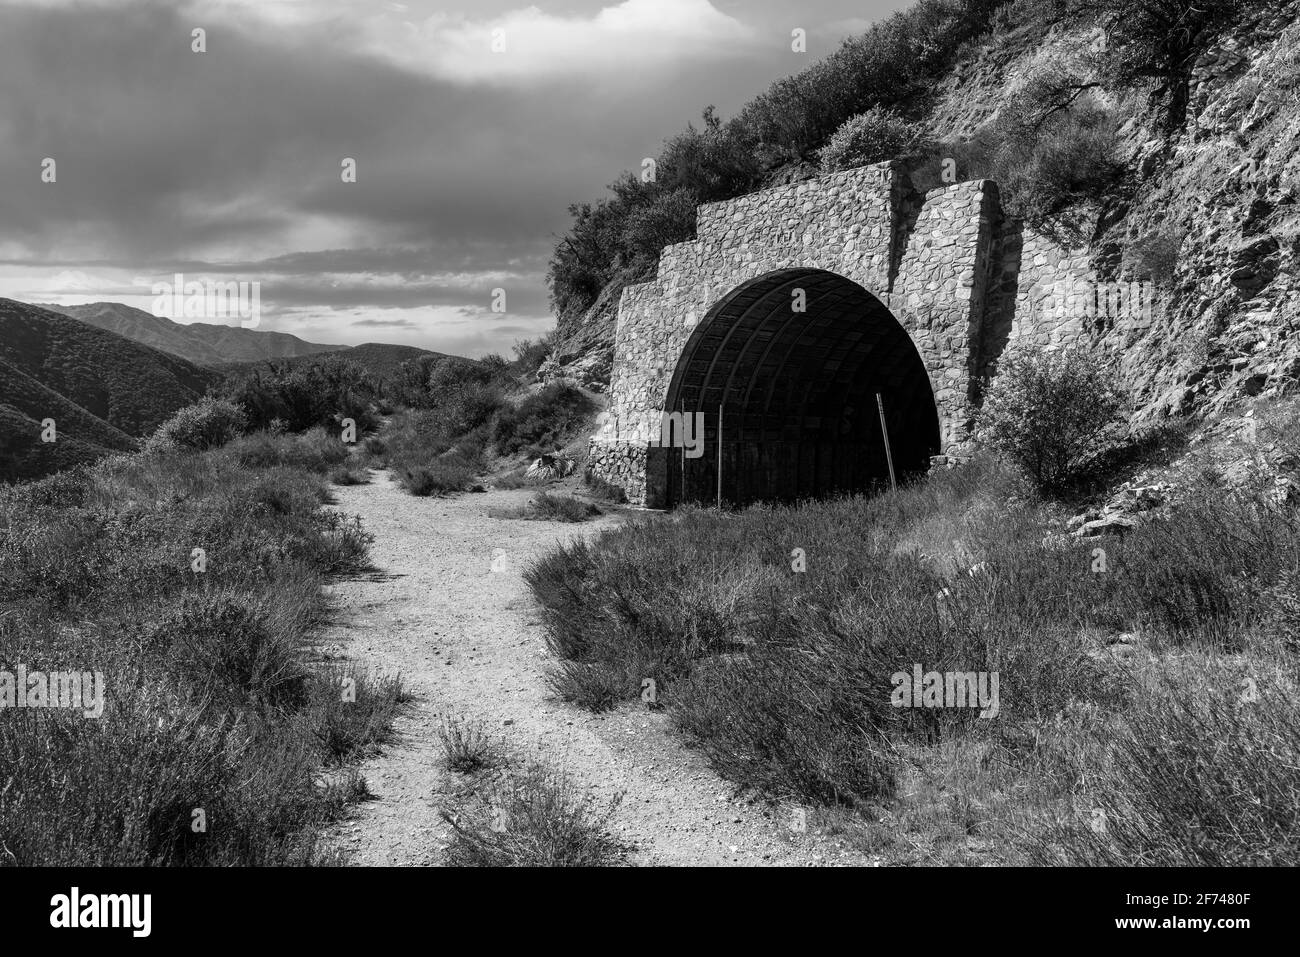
[440,761,627,867]
[526,440,1300,864]
[0,432,404,865]
[490,492,601,523]
[435,714,506,774]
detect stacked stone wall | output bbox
[591,161,1104,505]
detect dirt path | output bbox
[318,470,865,866]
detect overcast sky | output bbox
[0,0,912,356]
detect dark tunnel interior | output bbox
[652,268,942,508]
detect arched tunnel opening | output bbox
[652,268,941,509]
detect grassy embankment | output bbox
[527,411,1300,865]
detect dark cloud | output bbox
[0,0,898,354]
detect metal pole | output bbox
[876,392,897,493]
[716,403,723,509]
[680,397,685,505]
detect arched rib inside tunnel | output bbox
[657,267,941,508]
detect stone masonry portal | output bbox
[589,160,1104,507]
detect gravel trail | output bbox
[319,470,865,866]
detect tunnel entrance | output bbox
[654,268,941,508]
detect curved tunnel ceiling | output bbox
[660,267,940,506]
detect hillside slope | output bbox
[923,1,1300,422]
[0,358,138,481]
[38,301,345,366]
[0,299,223,480]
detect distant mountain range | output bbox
[36,301,344,367]
[0,299,222,481]
[0,299,467,482]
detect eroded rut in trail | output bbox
[318,470,868,866]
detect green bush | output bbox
[391,355,446,409]
[223,356,380,435]
[492,384,596,457]
[511,335,553,378]
[492,492,601,523]
[225,427,350,475]
[435,714,505,774]
[819,107,929,172]
[144,396,248,453]
[1092,0,1254,134]
[979,344,1127,495]
[329,465,371,486]
[397,460,477,497]
[618,187,702,266]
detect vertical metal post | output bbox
[716,403,724,509]
[680,397,685,505]
[876,392,897,493]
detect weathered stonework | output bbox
[591,161,1113,506]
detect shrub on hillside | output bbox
[1126,225,1184,286]
[4,465,95,509]
[511,335,553,378]
[224,356,380,435]
[819,107,930,172]
[224,427,350,475]
[381,401,493,485]
[492,384,596,457]
[435,714,505,774]
[144,396,248,453]
[162,589,312,715]
[983,53,1126,237]
[425,358,500,407]
[978,344,1127,495]
[1092,0,1255,134]
[619,187,702,267]
[392,355,445,409]
[329,464,371,486]
[312,665,407,765]
[402,358,509,433]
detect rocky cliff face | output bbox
[1122,2,1300,421]
[928,1,1300,425]
[547,3,1300,429]
[539,273,623,391]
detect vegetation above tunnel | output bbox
[547,0,1267,366]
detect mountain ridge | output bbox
[0,299,222,480]
[37,301,346,367]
